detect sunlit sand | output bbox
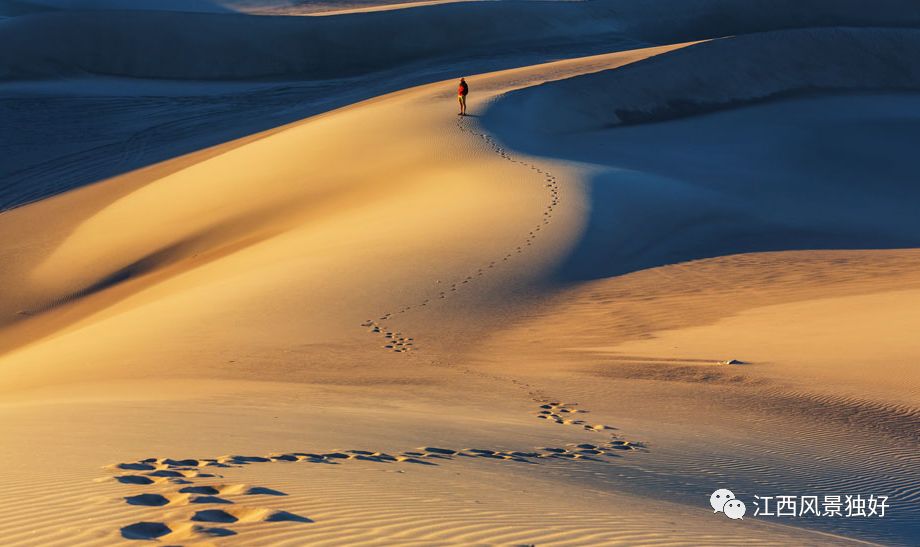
[1,1,918,545]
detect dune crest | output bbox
[3,1,919,80]
[2,2,919,545]
[488,27,920,133]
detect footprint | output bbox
[395,456,435,465]
[116,463,156,471]
[608,440,635,450]
[125,494,171,507]
[423,447,457,456]
[194,526,237,537]
[121,522,171,540]
[464,449,497,456]
[224,455,271,464]
[147,470,188,478]
[116,475,155,485]
[246,486,287,496]
[192,509,238,524]
[191,496,234,504]
[179,486,219,495]
[266,510,313,523]
[162,458,199,467]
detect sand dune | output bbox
[487,27,920,132]
[467,43,920,544]
[3,0,918,213]
[0,43,693,388]
[1,1,919,545]
[483,29,920,279]
[0,3,629,80]
[473,248,920,544]
[3,0,919,80]
[0,0,647,211]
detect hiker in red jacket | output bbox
[457,78,469,116]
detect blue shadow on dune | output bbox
[5,0,920,211]
[484,91,920,282]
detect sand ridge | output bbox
[1,6,918,545]
[361,114,562,354]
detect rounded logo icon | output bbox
[723,499,746,520]
[710,489,735,512]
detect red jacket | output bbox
[458,81,468,96]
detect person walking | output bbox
[457,77,469,116]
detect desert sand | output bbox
[1,1,918,545]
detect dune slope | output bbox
[2,0,919,80]
[1,5,919,547]
[488,27,920,132]
[1,42,891,545]
[484,27,920,279]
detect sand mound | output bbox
[1,29,919,544]
[0,3,626,80]
[488,27,920,133]
[483,28,920,279]
[2,1,918,80]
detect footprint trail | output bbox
[362,115,560,353]
[107,437,643,541]
[105,114,642,543]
